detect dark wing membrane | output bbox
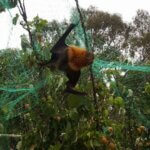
[39,24,76,67]
[51,24,76,52]
[66,69,81,87]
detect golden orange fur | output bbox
[68,45,94,71]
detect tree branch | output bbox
[0,134,21,138]
[17,0,34,50]
[74,0,97,108]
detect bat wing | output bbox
[51,24,76,52]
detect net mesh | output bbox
[0,0,150,149]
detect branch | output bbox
[17,0,34,50]
[74,0,97,108]
[0,134,21,138]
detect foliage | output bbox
[0,4,150,150]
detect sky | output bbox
[0,0,150,50]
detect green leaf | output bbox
[145,84,150,94]
[114,96,124,107]
[0,123,4,133]
[56,77,64,91]
[48,143,62,150]
[108,96,114,104]
[12,13,19,25]
[67,94,89,108]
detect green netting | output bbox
[0,0,17,10]
[93,59,150,73]
[0,0,150,149]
